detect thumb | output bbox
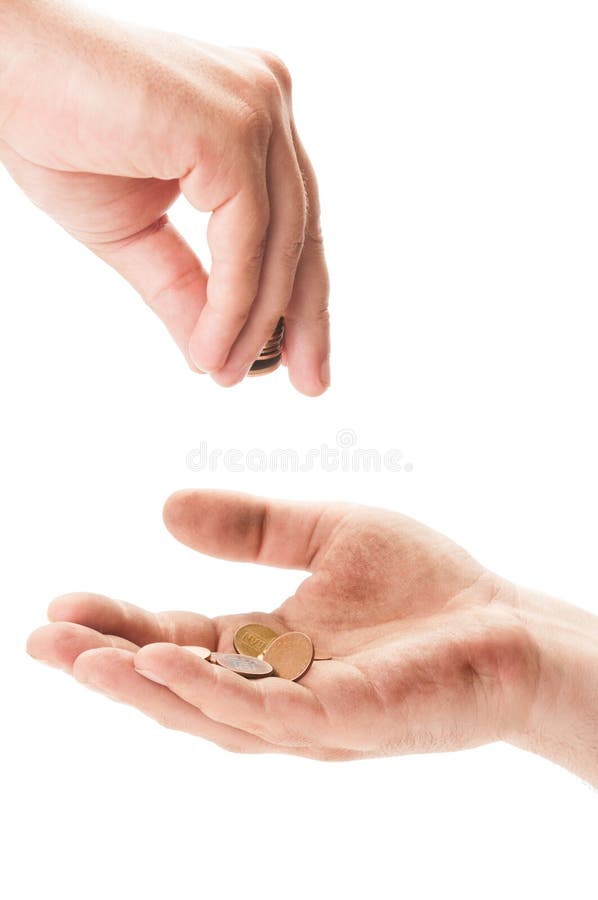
[94,217,208,371]
[163,489,345,570]
[0,140,208,370]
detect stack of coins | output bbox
[189,622,332,683]
[249,317,285,376]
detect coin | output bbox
[210,652,273,678]
[181,646,212,660]
[249,318,285,376]
[234,623,280,657]
[248,354,282,375]
[313,652,333,661]
[263,631,314,681]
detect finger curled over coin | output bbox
[187,622,333,683]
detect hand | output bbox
[27,490,598,783]
[0,1,329,394]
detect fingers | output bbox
[47,592,217,649]
[163,489,347,570]
[27,621,138,671]
[72,647,276,754]
[284,128,331,396]
[95,216,208,372]
[134,642,327,749]
[186,178,270,375]
[209,132,307,386]
[183,101,316,391]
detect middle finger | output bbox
[212,128,306,386]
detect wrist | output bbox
[508,587,598,786]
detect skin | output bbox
[0,0,330,394]
[27,490,598,785]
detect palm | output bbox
[277,509,487,644]
[28,491,531,760]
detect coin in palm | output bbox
[263,631,314,681]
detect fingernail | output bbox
[188,357,207,375]
[135,667,168,687]
[320,358,331,388]
[189,342,217,375]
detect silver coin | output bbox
[210,652,273,678]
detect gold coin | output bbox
[233,623,279,657]
[210,652,273,678]
[263,631,314,681]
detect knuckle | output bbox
[247,233,268,263]
[308,303,330,326]
[243,249,267,279]
[278,186,308,266]
[206,297,251,328]
[286,302,329,329]
[280,237,305,266]
[254,50,293,95]
[318,304,330,324]
[297,185,309,230]
[307,223,325,247]
[238,105,273,147]
[266,53,293,95]
[255,67,283,103]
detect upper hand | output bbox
[0,2,329,393]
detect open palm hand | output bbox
[27,490,537,760]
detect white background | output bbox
[1,0,596,897]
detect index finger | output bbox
[187,179,270,373]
